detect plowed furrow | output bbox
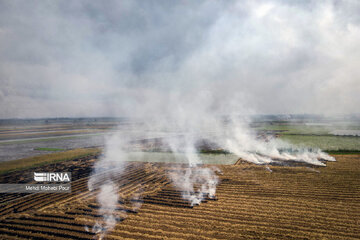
[0,222,92,240]
[137,205,360,239]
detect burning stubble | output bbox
[86,109,336,239]
[222,118,335,166]
[87,133,144,238]
[166,134,219,206]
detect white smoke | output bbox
[167,134,219,206]
[88,133,142,238]
[130,191,143,212]
[93,182,118,239]
[75,2,355,237]
[85,103,338,240]
[220,117,335,166]
[87,94,337,239]
[169,167,219,206]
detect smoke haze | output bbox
[1,1,355,238]
[1,0,359,118]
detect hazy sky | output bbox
[0,0,359,118]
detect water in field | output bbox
[2,118,359,163]
[0,134,106,162]
[126,152,238,165]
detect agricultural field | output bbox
[2,118,359,162]
[0,120,113,162]
[1,118,359,239]
[2,0,360,238]
[255,121,360,151]
[0,151,359,239]
[280,135,360,151]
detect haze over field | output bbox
[1,1,360,239]
[0,0,360,118]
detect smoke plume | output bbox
[2,0,353,237]
[222,118,336,166]
[88,133,143,237]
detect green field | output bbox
[256,123,360,135]
[0,148,100,175]
[34,147,64,151]
[280,135,360,151]
[256,122,360,151]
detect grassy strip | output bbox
[34,147,64,151]
[0,129,105,141]
[325,150,360,155]
[199,149,230,154]
[279,135,360,151]
[0,148,101,175]
[200,148,360,155]
[0,133,104,145]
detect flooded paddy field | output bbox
[0,119,117,161]
[0,119,169,162]
[127,151,238,165]
[0,134,106,162]
[2,119,360,162]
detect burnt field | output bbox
[0,154,359,239]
